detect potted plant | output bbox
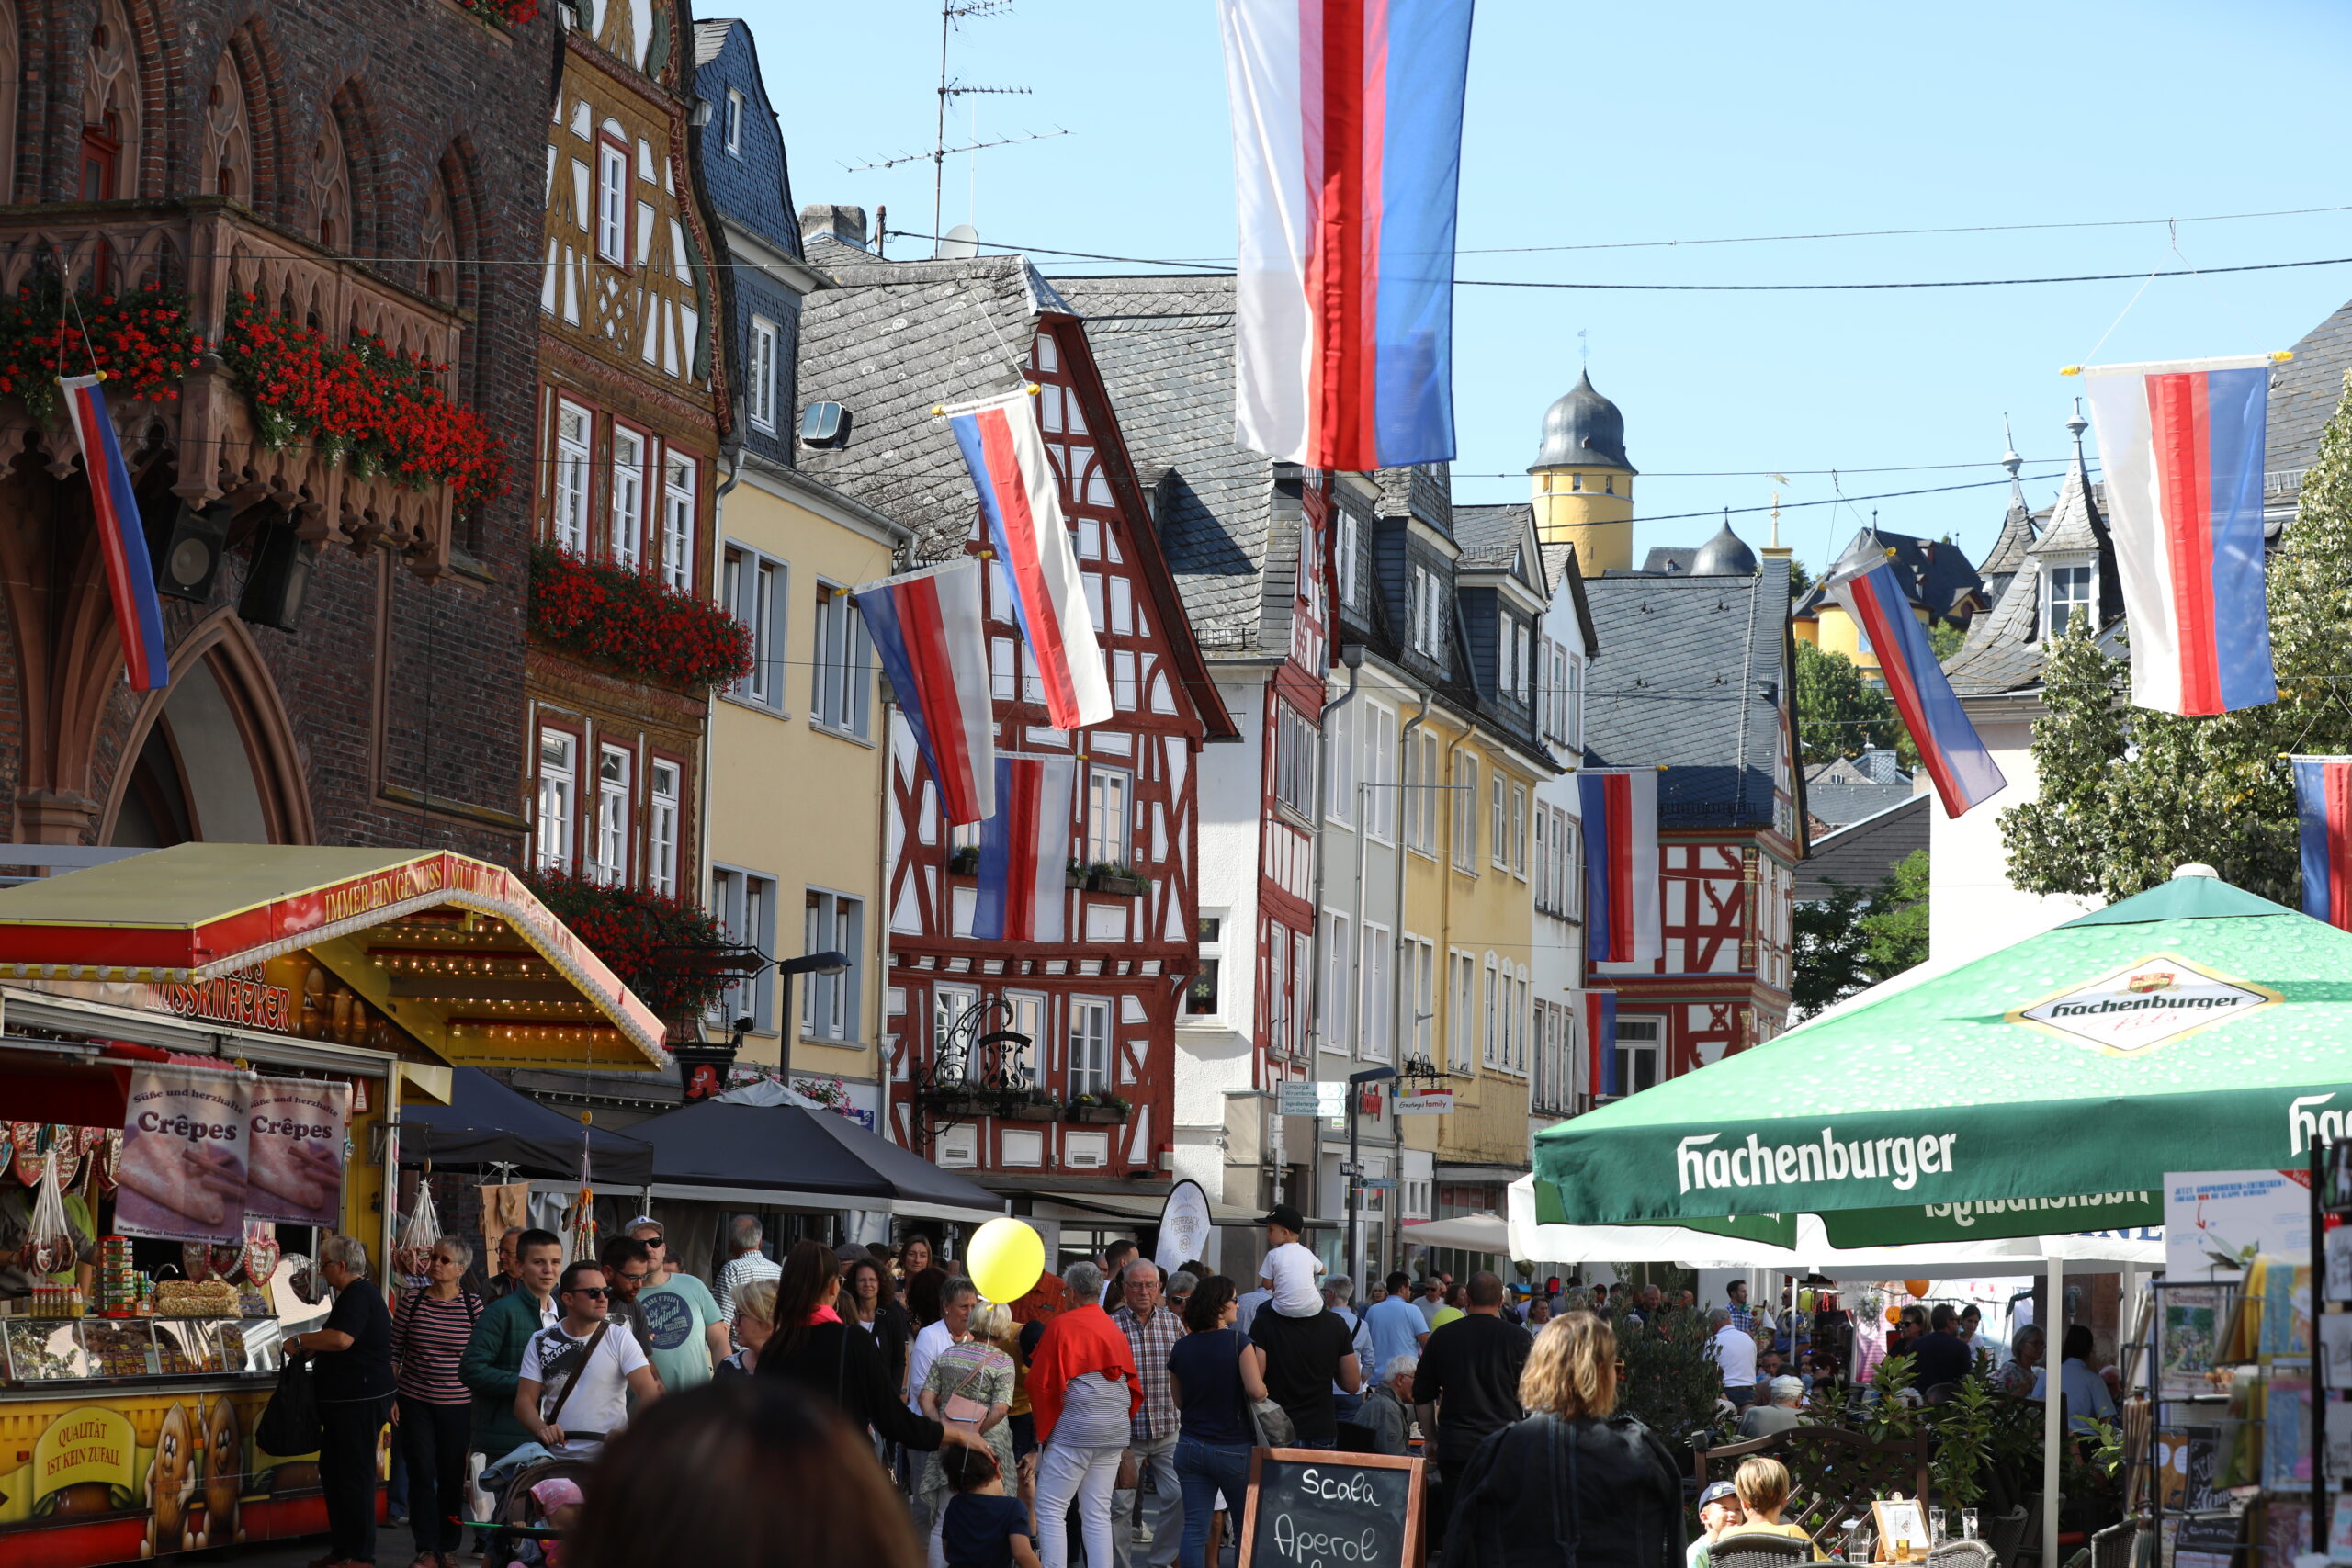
[947,844,980,876]
[1068,1092,1132,1124]
[1083,862,1151,897]
[1004,1087,1061,1122]
[1066,857,1088,889]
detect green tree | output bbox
[2001,370,2352,905]
[1792,849,1933,1016]
[1787,557,1816,599]
[1928,619,1964,661]
[1795,640,1904,763]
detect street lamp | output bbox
[775,950,852,1045]
[1344,1064,1397,1288]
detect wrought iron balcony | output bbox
[0,197,469,577]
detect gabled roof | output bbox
[1538,543,1600,656]
[1046,275,1289,657]
[2267,294,2352,489]
[1793,528,1984,623]
[794,251,1236,739]
[1946,448,2124,697]
[1581,558,1795,829]
[1797,793,1928,902]
[1451,503,1539,584]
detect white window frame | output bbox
[647,759,680,897]
[1490,770,1509,870]
[1186,912,1227,1023]
[1275,703,1317,821]
[1069,997,1112,1098]
[1409,937,1434,1063]
[1481,955,1498,1067]
[1510,784,1528,876]
[535,728,577,874]
[2046,562,2093,638]
[595,133,628,263]
[710,866,778,1032]
[609,424,646,570]
[933,982,980,1083]
[1448,950,1474,1070]
[552,400,592,554]
[811,581,873,738]
[592,743,630,886]
[1360,920,1391,1062]
[723,543,786,712]
[1320,912,1351,1055]
[1269,924,1291,1060]
[723,88,744,155]
[1366,705,1396,844]
[1326,702,1354,828]
[1452,753,1478,873]
[1408,731,1440,857]
[1086,766,1132,867]
[802,889,864,1043]
[747,317,778,432]
[1336,508,1359,609]
[661,451,695,593]
[1613,1014,1665,1096]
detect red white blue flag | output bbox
[1218,0,1474,470]
[944,389,1111,732]
[59,375,170,691]
[2293,757,2352,930]
[1577,769,1658,964]
[2082,355,2278,716]
[854,559,997,827]
[973,754,1076,943]
[1826,537,2007,818]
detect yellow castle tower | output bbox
[1529,370,1636,575]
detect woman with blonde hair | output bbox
[719,1279,777,1374]
[1440,1312,1682,1568]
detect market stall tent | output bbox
[396,1066,654,1184]
[634,1097,1006,1222]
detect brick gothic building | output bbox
[0,0,553,857]
[526,0,727,902]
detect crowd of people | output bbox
[282,1221,2127,1568]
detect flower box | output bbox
[1066,1095,1132,1124]
[1003,1097,1061,1123]
[529,544,753,694]
[947,845,979,877]
[918,1089,997,1118]
[1085,871,1149,897]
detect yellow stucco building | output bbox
[702,456,908,1125]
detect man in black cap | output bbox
[1248,1204,1360,1447]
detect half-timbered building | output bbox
[793,215,1237,1258]
[526,0,726,907]
[1051,275,1339,1266]
[1580,530,1804,1083]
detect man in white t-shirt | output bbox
[515,1261,660,1449]
[1710,1307,1758,1410]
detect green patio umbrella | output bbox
[1534,866,2352,1244]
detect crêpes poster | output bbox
[243,1077,349,1228]
[116,1066,251,1246]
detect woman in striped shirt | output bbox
[393,1237,485,1568]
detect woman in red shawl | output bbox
[1025,1260,1141,1568]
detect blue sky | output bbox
[734,0,2352,575]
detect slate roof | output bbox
[1045,275,1283,656]
[796,253,1075,562]
[1538,544,1600,655]
[1794,528,1984,625]
[1945,452,2122,697]
[1980,484,2037,580]
[1797,794,1928,902]
[1452,504,1530,572]
[1581,558,1795,829]
[2267,295,2352,489]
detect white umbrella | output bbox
[1397,1213,1510,1253]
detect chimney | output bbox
[799,204,868,251]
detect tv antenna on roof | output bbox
[846,1,1069,258]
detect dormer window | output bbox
[724,89,743,155]
[2045,563,2092,637]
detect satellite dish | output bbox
[940,223,981,261]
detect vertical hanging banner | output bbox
[854,558,999,825]
[1593,989,1620,1098]
[1824,533,2007,817]
[58,375,171,692]
[244,1077,351,1228]
[2079,355,2278,716]
[116,1065,252,1246]
[1577,770,1660,964]
[2292,757,2352,931]
[943,389,1112,731]
[973,753,1077,943]
[1218,0,1475,470]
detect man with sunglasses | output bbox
[627,1215,729,1393]
[597,1235,661,1367]
[516,1261,660,1450]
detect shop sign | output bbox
[157,966,297,1032]
[117,1065,251,1246]
[1279,1082,1346,1117]
[1396,1091,1454,1115]
[30,1404,136,1506]
[2007,952,2278,1055]
[244,1077,350,1228]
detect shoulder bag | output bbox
[545,1321,611,1433]
[255,1355,321,1456]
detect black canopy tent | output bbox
[395,1066,654,1185]
[634,1099,1004,1222]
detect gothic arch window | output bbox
[81,0,142,200]
[203,52,253,202]
[421,177,456,304]
[307,107,350,252]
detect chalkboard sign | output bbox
[1238,1448,1427,1568]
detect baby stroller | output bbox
[485,1452,594,1568]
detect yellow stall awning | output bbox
[0,845,671,1072]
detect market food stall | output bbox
[0,845,671,1568]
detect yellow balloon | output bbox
[967,1217,1046,1304]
